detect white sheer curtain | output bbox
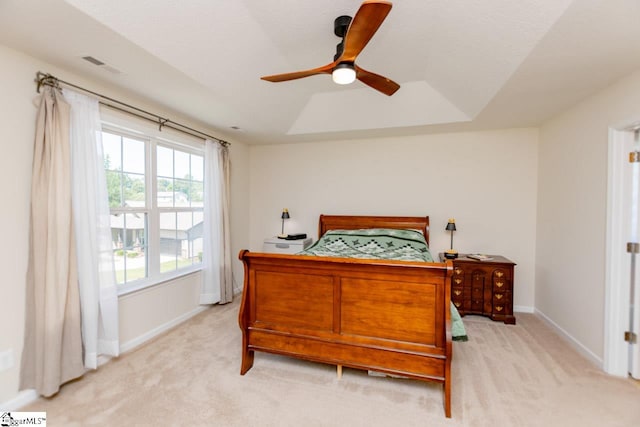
[202,139,232,304]
[64,89,119,369]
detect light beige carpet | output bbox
[22,298,640,426]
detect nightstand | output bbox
[439,253,516,324]
[262,237,313,254]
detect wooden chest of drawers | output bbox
[439,254,516,324]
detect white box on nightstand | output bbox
[262,237,313,254]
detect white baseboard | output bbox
[514,305,535,313]
[119,305,209,354]
[232,272,242,296]
[535,308,603,369]
[1,305,209,411]
[0,389,38,411]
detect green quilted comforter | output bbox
[299,228,468,342]
[300,228,435,261]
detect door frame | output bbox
[605,123,639,376]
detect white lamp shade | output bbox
[332,64,356,85]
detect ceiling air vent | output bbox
[81,56,122,75]
[82,55,105,66]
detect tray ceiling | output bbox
[1,0,639,144]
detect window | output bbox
[156,144,204,273]
[102,127,204,292]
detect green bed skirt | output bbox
[451,303,468,342]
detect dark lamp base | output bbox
[444,251,458,259]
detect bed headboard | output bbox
[318,215,430,244]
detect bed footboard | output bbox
[238,250,454,417]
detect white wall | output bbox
[0,43,250,407]
[10,33,639,408]
[537,68,640,363]
[0,43,39,408]
[249,128,539,312]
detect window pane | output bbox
[160,212,177,273]
[111,213,147,284]
[124,172,145,206]
[122,137,145,174]
[123,213,145,248]
[174,150,190,180]
[103,132,124,208]
[157,146,174,207]
[106,170,123,207]
[157,186,174,207]
[192,211,204,265]
[157,177,172,194]
[159,211,199,272]
[157,145,173,178]
[191,154,203,181]
[157,180,172,207]
[102,132,122,171]
[113,251,125,285]
[191,180,204,204]
[174,179,190,205]
[110,215,125,249]
[177,211,194,266]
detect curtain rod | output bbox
[35,72,230,147]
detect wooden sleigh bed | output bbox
[238,215,454,417]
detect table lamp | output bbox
[444,218,458,259]
[278,208,290,238]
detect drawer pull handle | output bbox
[454,268,463,275]
[454,278,462,284]
[454,302,461,308]
[275,244,290,249]
[495,306,503,312]
[454,290,462,296]
[495,281,504,288]
[495,271,504,278]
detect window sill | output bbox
[117,265,203,297]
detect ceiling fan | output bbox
[261,1,400,96]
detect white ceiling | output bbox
[1,0,640,145]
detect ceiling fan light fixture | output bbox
[260,1,399,95]
[332,63,356,85]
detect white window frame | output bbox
[101,111,204,296]
[154,141,205,276]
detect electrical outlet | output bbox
[0,349,14,372]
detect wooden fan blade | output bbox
[355,65,400,96]
[261,62,336,82]
[340,1,392,62]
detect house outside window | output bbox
[102,126,204,293]
[156,144,204,273]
